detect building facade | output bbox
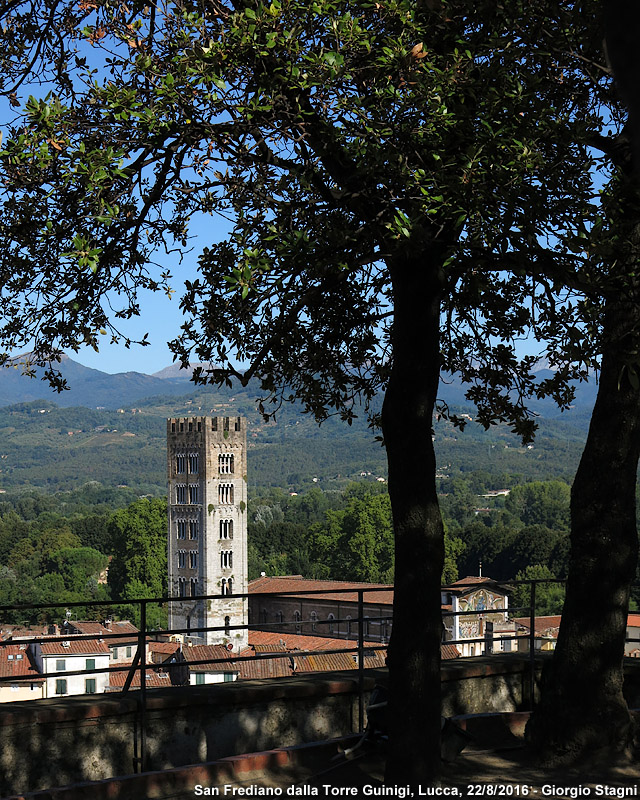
[167,416,248,650]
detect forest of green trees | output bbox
[0,472,587,626]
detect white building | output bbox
[31,638,110,697]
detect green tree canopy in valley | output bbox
[107,498,167,600]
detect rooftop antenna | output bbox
[478,561,483,578]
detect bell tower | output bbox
[167,416,248,650]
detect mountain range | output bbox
[0,355,599,419]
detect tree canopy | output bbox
[0,0,621,784]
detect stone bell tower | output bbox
[167,416,248,650]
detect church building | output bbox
[167,416,248,651]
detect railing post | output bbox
[139,599,147,772]
[529,580,536,709]
[358,589,364,733]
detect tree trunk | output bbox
[382,255,445,786]
[527,300,640,764]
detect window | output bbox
[178,551,186,569]
[189,551,198,569]
[85,678,96,694]
[176,454,186,474]
[218,483,234,504]
[126,646,132,658]
[225,615,231,635]
[188,453,199,474]
[111,647,118,660]
[55,679,67,695]
[346,615,352,637]
[328,613,335,634]
[195,673,205,685]
[294,610,301,633]
[310,611,318,632]
[218,453,234,474]
[224,672,235,682]
[221,550,232,569]
[177,520,187,539]
[189,485,199,504]
[227,578,233,594]
[276,611,284,624]
[189,520,198,540]
[190,578,198,596]
[55,659,66,672]
[86,658,95,671]
[176,485,187,504]
[179,578,186,597]
[220,519,233,539]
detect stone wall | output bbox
[0,654,553,796]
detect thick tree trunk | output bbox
[527,301,640,764]
[382,256,445,786]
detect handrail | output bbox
[0,578,581,771]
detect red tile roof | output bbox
[0,644,44,681]
[292,650,387,673]
[236,656,292,680]
[514,616,561,637]
[106,670,173,690]
[248,631,380,651]
[69,620,139,643]
[441,644,462,660]
[182,645,238,672]
[249,576,394,605]
[628,613,640,628]
[149,641,180,653]
[444,576,506,594]
[39,638,110,656]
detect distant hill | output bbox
[0,355,192,409]
[0,356,598,495]
[0,356,598,419]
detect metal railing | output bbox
[0,578,576,772]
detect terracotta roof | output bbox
[236,656,292,680]
[249,576,394,605]
[628,613,640,628]
[444,576,506,594]
[293,650,387,673]
[39,638,110,656]
[182,645,238,672]
[106,670,174,690]
[69,620,139,643]
[1,626,47,642]
[514,616,561,637]
[149,641,180,653]
[441,644,462,660]
[248,631,381,651]
[67,622,105,635]
[0,644,44,681]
